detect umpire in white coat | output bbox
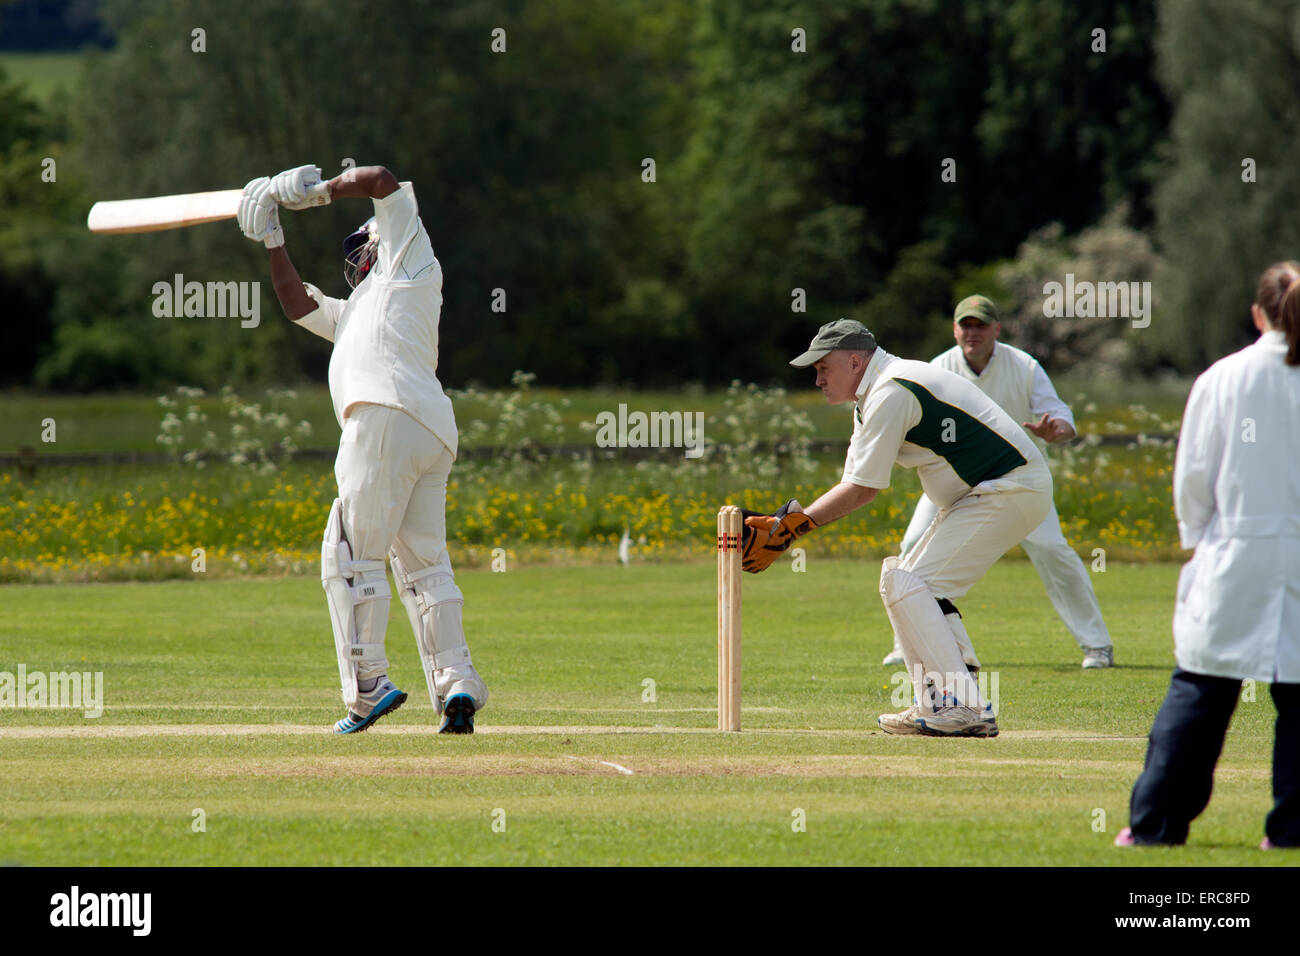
[887,295,1113,669]
[1117,261,1300,848]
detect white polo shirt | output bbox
[841,348,1045,508]
[931,341,1073,455]
[293,182,459,457]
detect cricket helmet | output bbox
[343,216,379,289]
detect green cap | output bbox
[789,319,877,367]
[953,294,1000,324]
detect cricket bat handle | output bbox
[88,181,333,234]
[283,181,332,210]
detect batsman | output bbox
[743,319,1052,737]
[236,164,488,734]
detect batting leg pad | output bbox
[322,498,391,709]
[390,550,488,715]
[879,557,984,711]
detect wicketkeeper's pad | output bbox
[879,557,985,711]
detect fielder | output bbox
[883,295,1114,669]
[236,164,488,734]
[742,319,1052,737]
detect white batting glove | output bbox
[237,177,275,239]
[262,204,284,248]
[236,178,284,248]
[270,164,331,210]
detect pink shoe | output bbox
[1114,827,1136,847]
[1261,837,1275,850]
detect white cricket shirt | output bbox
[842,348,1046,509]
[931,342,1073,455]
[294,182,459,457]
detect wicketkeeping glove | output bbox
[740,499,819,573]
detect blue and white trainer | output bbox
[438,693,477,734]
[333,678,407,734]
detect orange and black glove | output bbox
[740,499,819,573]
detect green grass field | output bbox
[0,559,1290,866]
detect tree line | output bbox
[4,0,1290,391]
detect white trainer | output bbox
[881,646,905,667]
[915,705,998,738]
[878,702,923,735]
[1082,646,1114,669]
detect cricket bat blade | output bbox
[87,189,244,234]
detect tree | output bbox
[0,64,96,386]
[676,0,1167,379]
[1154,0,1300,370]
[70,0,690,387]
[995,205,1160,378]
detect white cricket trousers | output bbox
[900,463,1053,600]
[901,487,1110,649]
[333,402,460,679]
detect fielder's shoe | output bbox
[915,704,999,738]
[1082,646,1114,669]
[878,702,923,735]
[1261,837,1275,850]
[438,693,477,734]
[882,646,905,667]
[333,678,407,734]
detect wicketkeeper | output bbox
[236,164,489,734]
[886,294,1114,670]
[743,319,1052,736]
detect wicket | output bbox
[716,505,742,731]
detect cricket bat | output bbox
[87,182,329,234]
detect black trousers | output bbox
[1128,667,1300,846]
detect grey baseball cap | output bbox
[789,318,877,367]
[953,294,1000,324]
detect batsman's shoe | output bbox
[878,702,922,735]
[915,704,999,738]
[333,678,407,734]
[881,646,905,667]
[1082,646,1114,669]
[438,693,476,734]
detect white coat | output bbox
[1172,330,1300,682]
